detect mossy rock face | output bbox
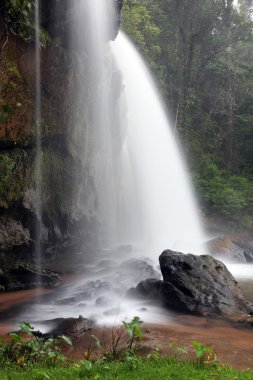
[40,145,83,234]
[0,149,31,209]
[0,264,61,291]
[0,17,74,142]
[0,216,30,252]
[0,1,123,277]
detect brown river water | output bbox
[0,278,252,370]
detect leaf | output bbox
[133,326,142,339]
[92,334,101,348]
[132,316,143,325]
[9,333,22,343]
[122,322,133,338]
[18,322,34,335]
[196,348,204,358]
[60,335,72,346]
[82,359,92,371]
[192,340,202,349]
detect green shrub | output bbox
[0,322,72,367]
[193,156,253,228]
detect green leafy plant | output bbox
[81,359,92,371]
[123,349,140,370]
[0,322,72,366]
[168,341,188,358]
[192,340,219,366]
[81,334,101,362]
[86,317,144,362]
[147,348,160,361]
[122,316,143,351]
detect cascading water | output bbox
[71,0,206,257]
[68,0,120,248]
[110,32,206,256]
[34,0,42,271]
[22,0,209,327]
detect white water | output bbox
[226,263,253,280]
[34,0,42,268]
[69,1,206,257]
[109,32,206,256]
[20,2,252,328]
[27,1,206,326]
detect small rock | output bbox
[42,315,92,339]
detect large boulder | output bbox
[128,250,252,317]
[208,235,253,263]
[159,250,251,316]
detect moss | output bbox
[39,146,82,227]
[0,150,29,208]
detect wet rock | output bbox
[96,296,110,306]
[159,250,251,316]
[78,302,87,307]
[55,296,81,306]
[138,307,148,312]
[232,239,253,262]
[40,0,122,47]
[0,216,30,252]
[95,281,114,295]
[129,250,252,317]
[118,259,161,285]
[127,279,163,301]
[0,265,61,291]
[38,315,92,339]
[103,307,120,316]
[97,259,117,269]
[208,235,253,263]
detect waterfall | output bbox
[71,1,206,257]
[110,33,206,257]
[34,0,42,270]
[23,0,207,326]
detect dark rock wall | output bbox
[0,1,123,274]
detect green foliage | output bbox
[122,316,143,351]
[3,0,35,41]
[0,153,15,207]
[193,156,253,228]
[0,322,72,367]
[2,0,49,45]
[122,0,166,83]
[0,357,252,380]
[0,323,252,379]
[168,342,188,358]
[122,0,253,228]
[192,341,219,366]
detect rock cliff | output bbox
[0,0,123,285]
